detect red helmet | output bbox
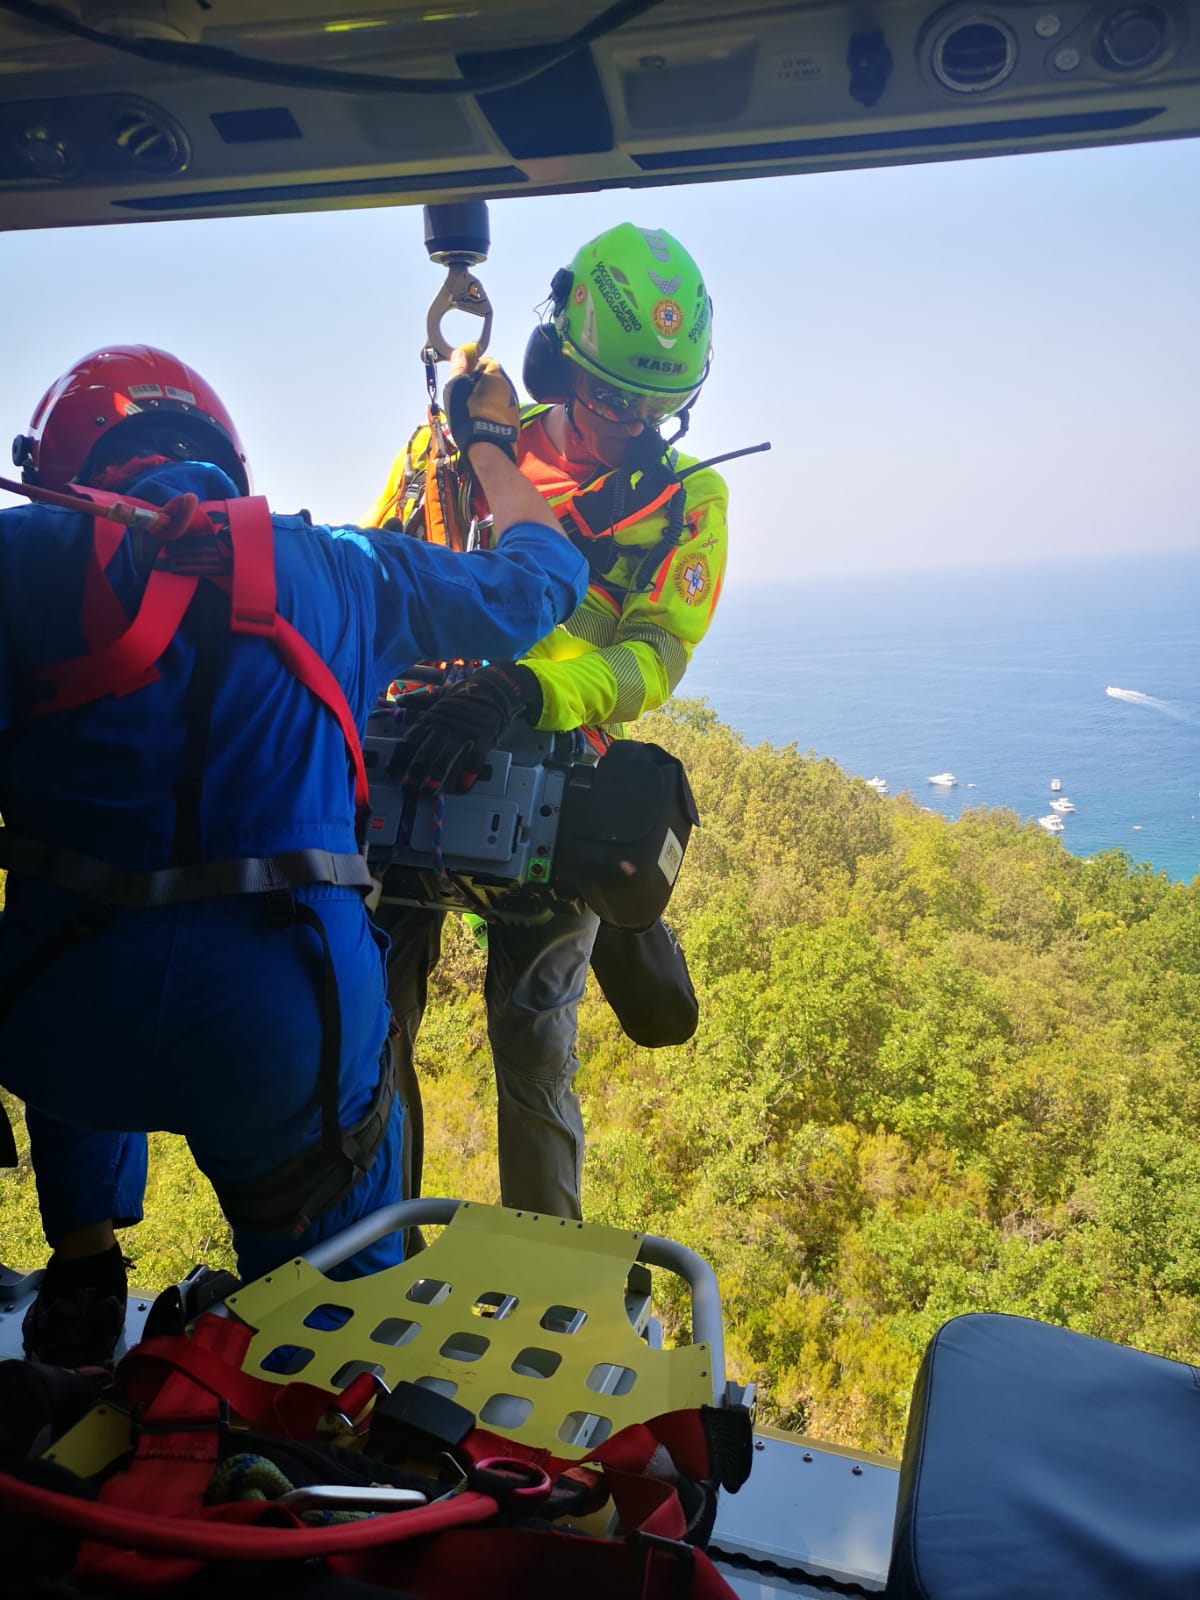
[12,344,251,495]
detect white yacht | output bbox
[928,772,958,787]
[1050,778,1063,792]
[1038,814,1065,833]
[866,777,888,795]
[1050,798,1076,814]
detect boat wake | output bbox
[1105,686,1197,725]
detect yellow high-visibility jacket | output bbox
[363,407,729,734]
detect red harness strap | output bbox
[214,496,369,810]
[0,1477,500,1564]
[20,1313,459,1587]
[343,1522,738,1600]
[27,489,369,810]
[73,1312,245,1590]
[117,1316,379,1441]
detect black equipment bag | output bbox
[887,1311,1200,1600]
[556,741,698,931]
[590,919,698,1047]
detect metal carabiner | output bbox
[274,1484,428,1513]
[422,262,493,365]
[324,1370,391,1438]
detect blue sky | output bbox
[3,135,1197,581]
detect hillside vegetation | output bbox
[3,701,1198,1455]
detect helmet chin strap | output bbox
[658,404,692,450]
[626,396,697,467]
[564,396,586,446]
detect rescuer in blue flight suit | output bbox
[0,342,587,1367]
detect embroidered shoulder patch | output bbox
[674,553,710,607]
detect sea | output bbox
[681,547,1200,885]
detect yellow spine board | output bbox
[228,1203,714,1459]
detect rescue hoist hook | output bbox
[421,201,493,374]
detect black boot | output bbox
[22,1244,127,1369]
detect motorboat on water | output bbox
[1038,814,1065,833]
[1050,798,1076,813]
[928,772,958,787]
[1050,778,1063,792]
[866,777,888,795]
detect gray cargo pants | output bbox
[376,902,601,1221]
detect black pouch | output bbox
[556,741,698,931]
[591,919,699,1047]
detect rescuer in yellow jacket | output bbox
[366,223,728,1220]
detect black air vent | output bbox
[112,107,187,172]
[211,107,302,145]
[932,18,1017,93]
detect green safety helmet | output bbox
[523,223,712,413]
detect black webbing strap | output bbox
[173,582,228,866]
[0,836,373,907]
[0,907,113,1167]
[292,895,344,1177]
[391,1013,425,1206]
[211,895,398,1237]
[390,1011,426,1257]
[213,1028,398,1237]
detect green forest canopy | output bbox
[3,700,1198,1457]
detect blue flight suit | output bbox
[0,460,587,1281]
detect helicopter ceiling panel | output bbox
[0,0,1198,230]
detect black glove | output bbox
[393,663,543,793]
[444,351,520,462]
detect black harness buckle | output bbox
[627,1529,697,1600]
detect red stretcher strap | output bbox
[0,1473,498,1562]
[119,1319,366,1441]
[335,1523,739,1600]
[455,1412,707,1544]
[79,1314,259,1588]
[458,1408,714,1491]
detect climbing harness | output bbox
[0,482,391,1235]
